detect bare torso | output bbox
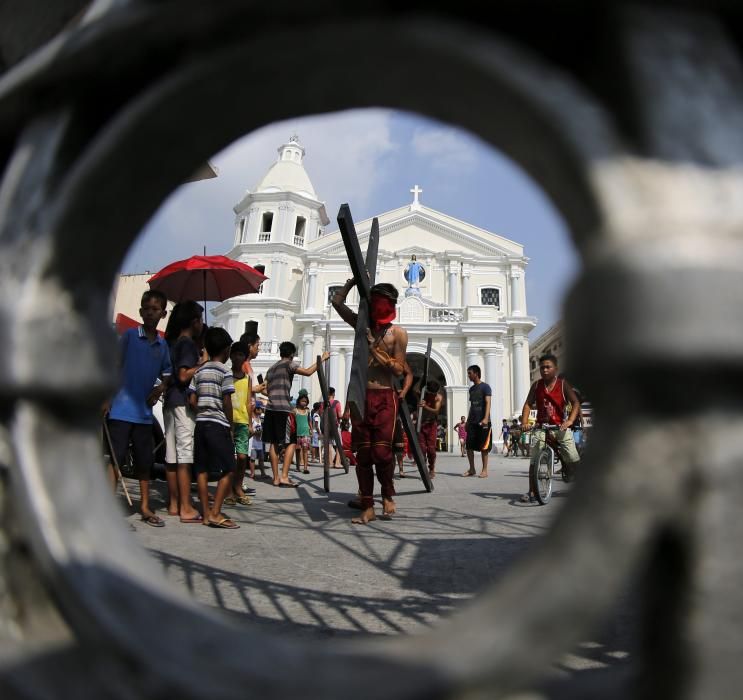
[367,325,398,388]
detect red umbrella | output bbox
[147,255,268,305]
[115,313,165,337]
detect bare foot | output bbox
[382,498,396,518]
[429,469,436,479]
[463,470,476,477]
[351,507,376,524]
[478,472,489,478]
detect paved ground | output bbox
[127,451,637,692]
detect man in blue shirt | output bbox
[106,290,172,526]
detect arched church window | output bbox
[480,286,500,308]
[327,285,343,306]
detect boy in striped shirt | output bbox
[191,327,239,529]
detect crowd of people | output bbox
[104,284,585,530]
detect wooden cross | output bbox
[417,338,433,429]
[337,204,378,423]
[317,324,348,493]
[337,204,433,493]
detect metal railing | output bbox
[428,307,464,322]
[258,340,281,355]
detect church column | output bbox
[276,202,291,244]
[265,312,276,345]
[246,205,260,242]
[306,266,318,311]
[447,262,459,307]
[448,386,470,452]
[496,342,508,421]
[269,255,282,296]
[512,334,528,412]
[461,264,471,308]
[302,335,314,392]
[329,349,340,392]
[465,342,481,382]
[484,350,498,421]
[510,265,524,316]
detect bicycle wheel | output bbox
[529,447,553,505]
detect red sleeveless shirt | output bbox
[535,378,567,425]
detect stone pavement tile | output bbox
[120,453,638,685]
[126,453,570,636]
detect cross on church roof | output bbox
[410,184,423,209]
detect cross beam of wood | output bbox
[316,353,348,494]
[337,204,378,422]
[417,337,433,428]
[397,375,434,492]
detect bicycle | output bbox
[528,423,574,505]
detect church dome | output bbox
[255,135,317,199]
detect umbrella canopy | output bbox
[147,255,268,303]
[115,313,165,337]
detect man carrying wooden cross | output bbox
[418,379,443,479]
[332,279,409,524]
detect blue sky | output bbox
[123,109,578,339]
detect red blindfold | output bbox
[369,293,396,329]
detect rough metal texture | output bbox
[1,1,742,698]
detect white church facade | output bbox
[211,136,536,448]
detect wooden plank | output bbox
[416,337,433,428]
[337,203,371,300]
[396,379,434,493]
[340,210,380,422]
[317,354,348,493]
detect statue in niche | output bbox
[403,255,425,297]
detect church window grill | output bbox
[259,212,273,242]
[327,285,343,306]
[294,216,306,246]
[480,287,500,308]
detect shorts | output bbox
[233,423,250,455]
[163,405,195,464]
[262,410,295,446]
[465,422,492,452]
[530,427,580,464]
[105,419,154,480]
[311,432,319,448]
[193,421,235,476]
[296,435,311,449]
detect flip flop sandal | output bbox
[208,518,240,529]
[223,496,237,506]
[236,495,252,505]
[278,482,298,488]
[302,469,310,474]
[141,515,165,527]
[179,514,203,524]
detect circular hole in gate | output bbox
[111,107,583,638]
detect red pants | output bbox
[352,388,397,509]
[419,421,437,469]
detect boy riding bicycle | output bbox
[519,353,581,503]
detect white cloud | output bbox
[123,109,397,273]
[411,127,477,173]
